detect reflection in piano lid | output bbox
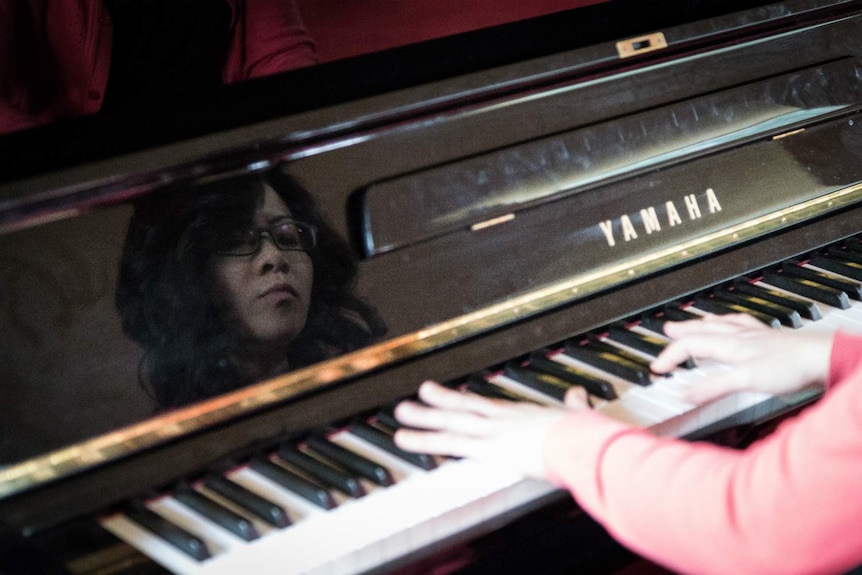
[2,122,861,490]
[3,1,862,574]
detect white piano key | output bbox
[596,333,662,362]
[486,372,568,406]
[649,389,771,439]
[628,323,672,342]
[594,398,664,427]
[625,378,695,414]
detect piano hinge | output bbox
[616,32,667,58]
[470,213,515,231]
[772,127,806,140]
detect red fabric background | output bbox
[296,0,607,62]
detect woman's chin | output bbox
[255,326,302,349]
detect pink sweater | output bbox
[544,331,862,575]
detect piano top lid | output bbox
[1,0,862,507]
[0,0,843,215]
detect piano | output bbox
[2,0,862,573]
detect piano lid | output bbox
[1,0,862,500]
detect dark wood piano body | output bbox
[2,1,862,572]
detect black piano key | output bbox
[639,304,702,335]
[828,245,862,265]
[374,407,402,431]
[637,315,667,336]
[528,352,617,400]
[306,434,395,487]
[503,362,572,402]
[249,457,337,510]
[463,373,534,402]
[808,253,862,282]
[732,278,822,320]
[693,295,781,328]
[762,270,851,309]
[605,323,666,357]
[562,339,652,386]
[844,237,862,253]
[276,447,366,498]
[125,501,211,561]
[202,473,291,527]
[780,261,862,300]
[604,325,696,369]
[713,287,803,328]
[348,419,438,471]
[586,337,653,369]
[173,483,259,541]
[660,304,702,322]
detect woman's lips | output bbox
[260,284,299,303]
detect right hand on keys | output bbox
[394,381,590,479]
[650,313,834,404]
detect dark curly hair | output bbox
[115,169,386,409]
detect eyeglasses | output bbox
[215,218,317,256]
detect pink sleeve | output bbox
[223,0,318,83]
[827,331,862,390]
[543,364,862,574]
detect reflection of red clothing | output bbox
[0,0,317,134]
[544,331,862,575]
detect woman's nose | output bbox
[256,235,290,273]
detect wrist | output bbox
[805,333,834,386]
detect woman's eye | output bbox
[217,229,256,253]
[274,225,301,247]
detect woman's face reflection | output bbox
[210,186,314,351]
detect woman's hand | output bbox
[394,381,589,479]
[651,313,834,404]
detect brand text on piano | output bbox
[598,188,723,247]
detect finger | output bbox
[416,381,506,417]
[662,314,760,339]
[394,428,481,458]
[705,312,765,330]
[651,334,750,372]
[660,318,705,338]
[393,400,496,436]
[677,374,745,405]
[563,386,591,410]
[651,338,697,373]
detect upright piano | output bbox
[3,0,862,573]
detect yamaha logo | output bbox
[598,188,723,247]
